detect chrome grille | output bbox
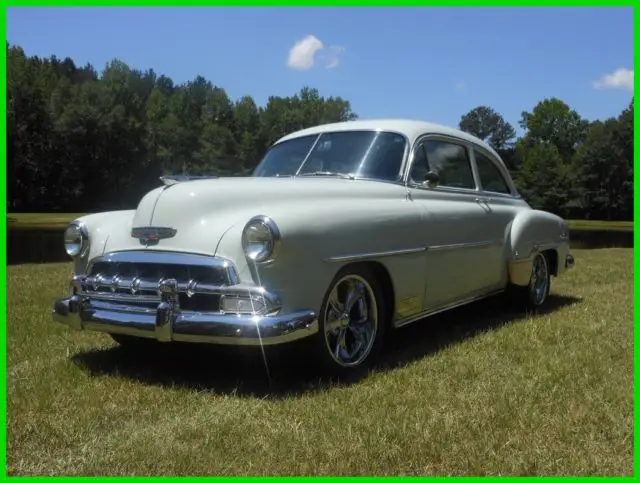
[78,251,238,312]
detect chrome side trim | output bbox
[324,240,500,263]
[428,239,501,252]
[324,246,428,263]
[394,288,505,328]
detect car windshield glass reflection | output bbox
[253,130,406,182]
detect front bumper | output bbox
[52,295,318,346]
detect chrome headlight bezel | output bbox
[64,221,90,258]
[241,215,281,264]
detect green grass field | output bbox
[7,213,87,231]
[7,213,634,232]
[7,248,633,475]
[567,220,634,232]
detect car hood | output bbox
[103,176,406,256]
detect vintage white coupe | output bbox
[53,119,575,375]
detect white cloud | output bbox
[454,80,467,92]
[321,45,345,69]
[287,35,345,70]
[593,68,634,92]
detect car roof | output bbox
[274,118,503,160]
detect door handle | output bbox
[475,197,491,208]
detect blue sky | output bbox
[7,7,634,135]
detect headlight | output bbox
[64,221,89,258]
[241,215,280,263]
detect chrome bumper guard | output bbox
[52,277,318,346]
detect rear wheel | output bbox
[509,251,551,311]
[312,265,387,377]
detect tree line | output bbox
[7,43,633,220]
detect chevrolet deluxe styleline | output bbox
[53,119,575,375]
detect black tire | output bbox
[310,265,387,378]
[508,251,551,311]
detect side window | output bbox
[474,150,511,194]
[424,140,476,189]
[409,143,429,183]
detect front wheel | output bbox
[508,251,551,311]
[311,265,387,377]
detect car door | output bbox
[471,147,528,289]
[407,135,499,310]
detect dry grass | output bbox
[7,248,633,475]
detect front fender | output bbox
[71,210,136,274]
[214,198,427,317]
[214,220,338,316]
[507,209,570,286]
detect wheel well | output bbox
[543,249,558,276]
[342,261,395,327]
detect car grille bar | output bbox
[76,250,243,313]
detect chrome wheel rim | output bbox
[323,275,378,367]
[529,253,549,306]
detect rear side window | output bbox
[409,143,429,183]
[474,150,511,194]
[424,140,475,189]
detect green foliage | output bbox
[514,97,632,220]
[7,44,356,212]
[458,105,516,150]
[458,98,633,220]
[8,43,633,221]
[519,98,590,159]
[575,100,634,221]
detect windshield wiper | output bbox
[297,171,356,179]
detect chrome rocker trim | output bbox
[52,275,318,346]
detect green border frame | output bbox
[1,3,636,478]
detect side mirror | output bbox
[422,171,440,189]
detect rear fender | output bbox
[507,209,569,286]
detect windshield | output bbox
[252,130,407,181]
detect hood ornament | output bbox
[131,226,177,246]
[159,175,218,186]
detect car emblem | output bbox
[131,226,177,246]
